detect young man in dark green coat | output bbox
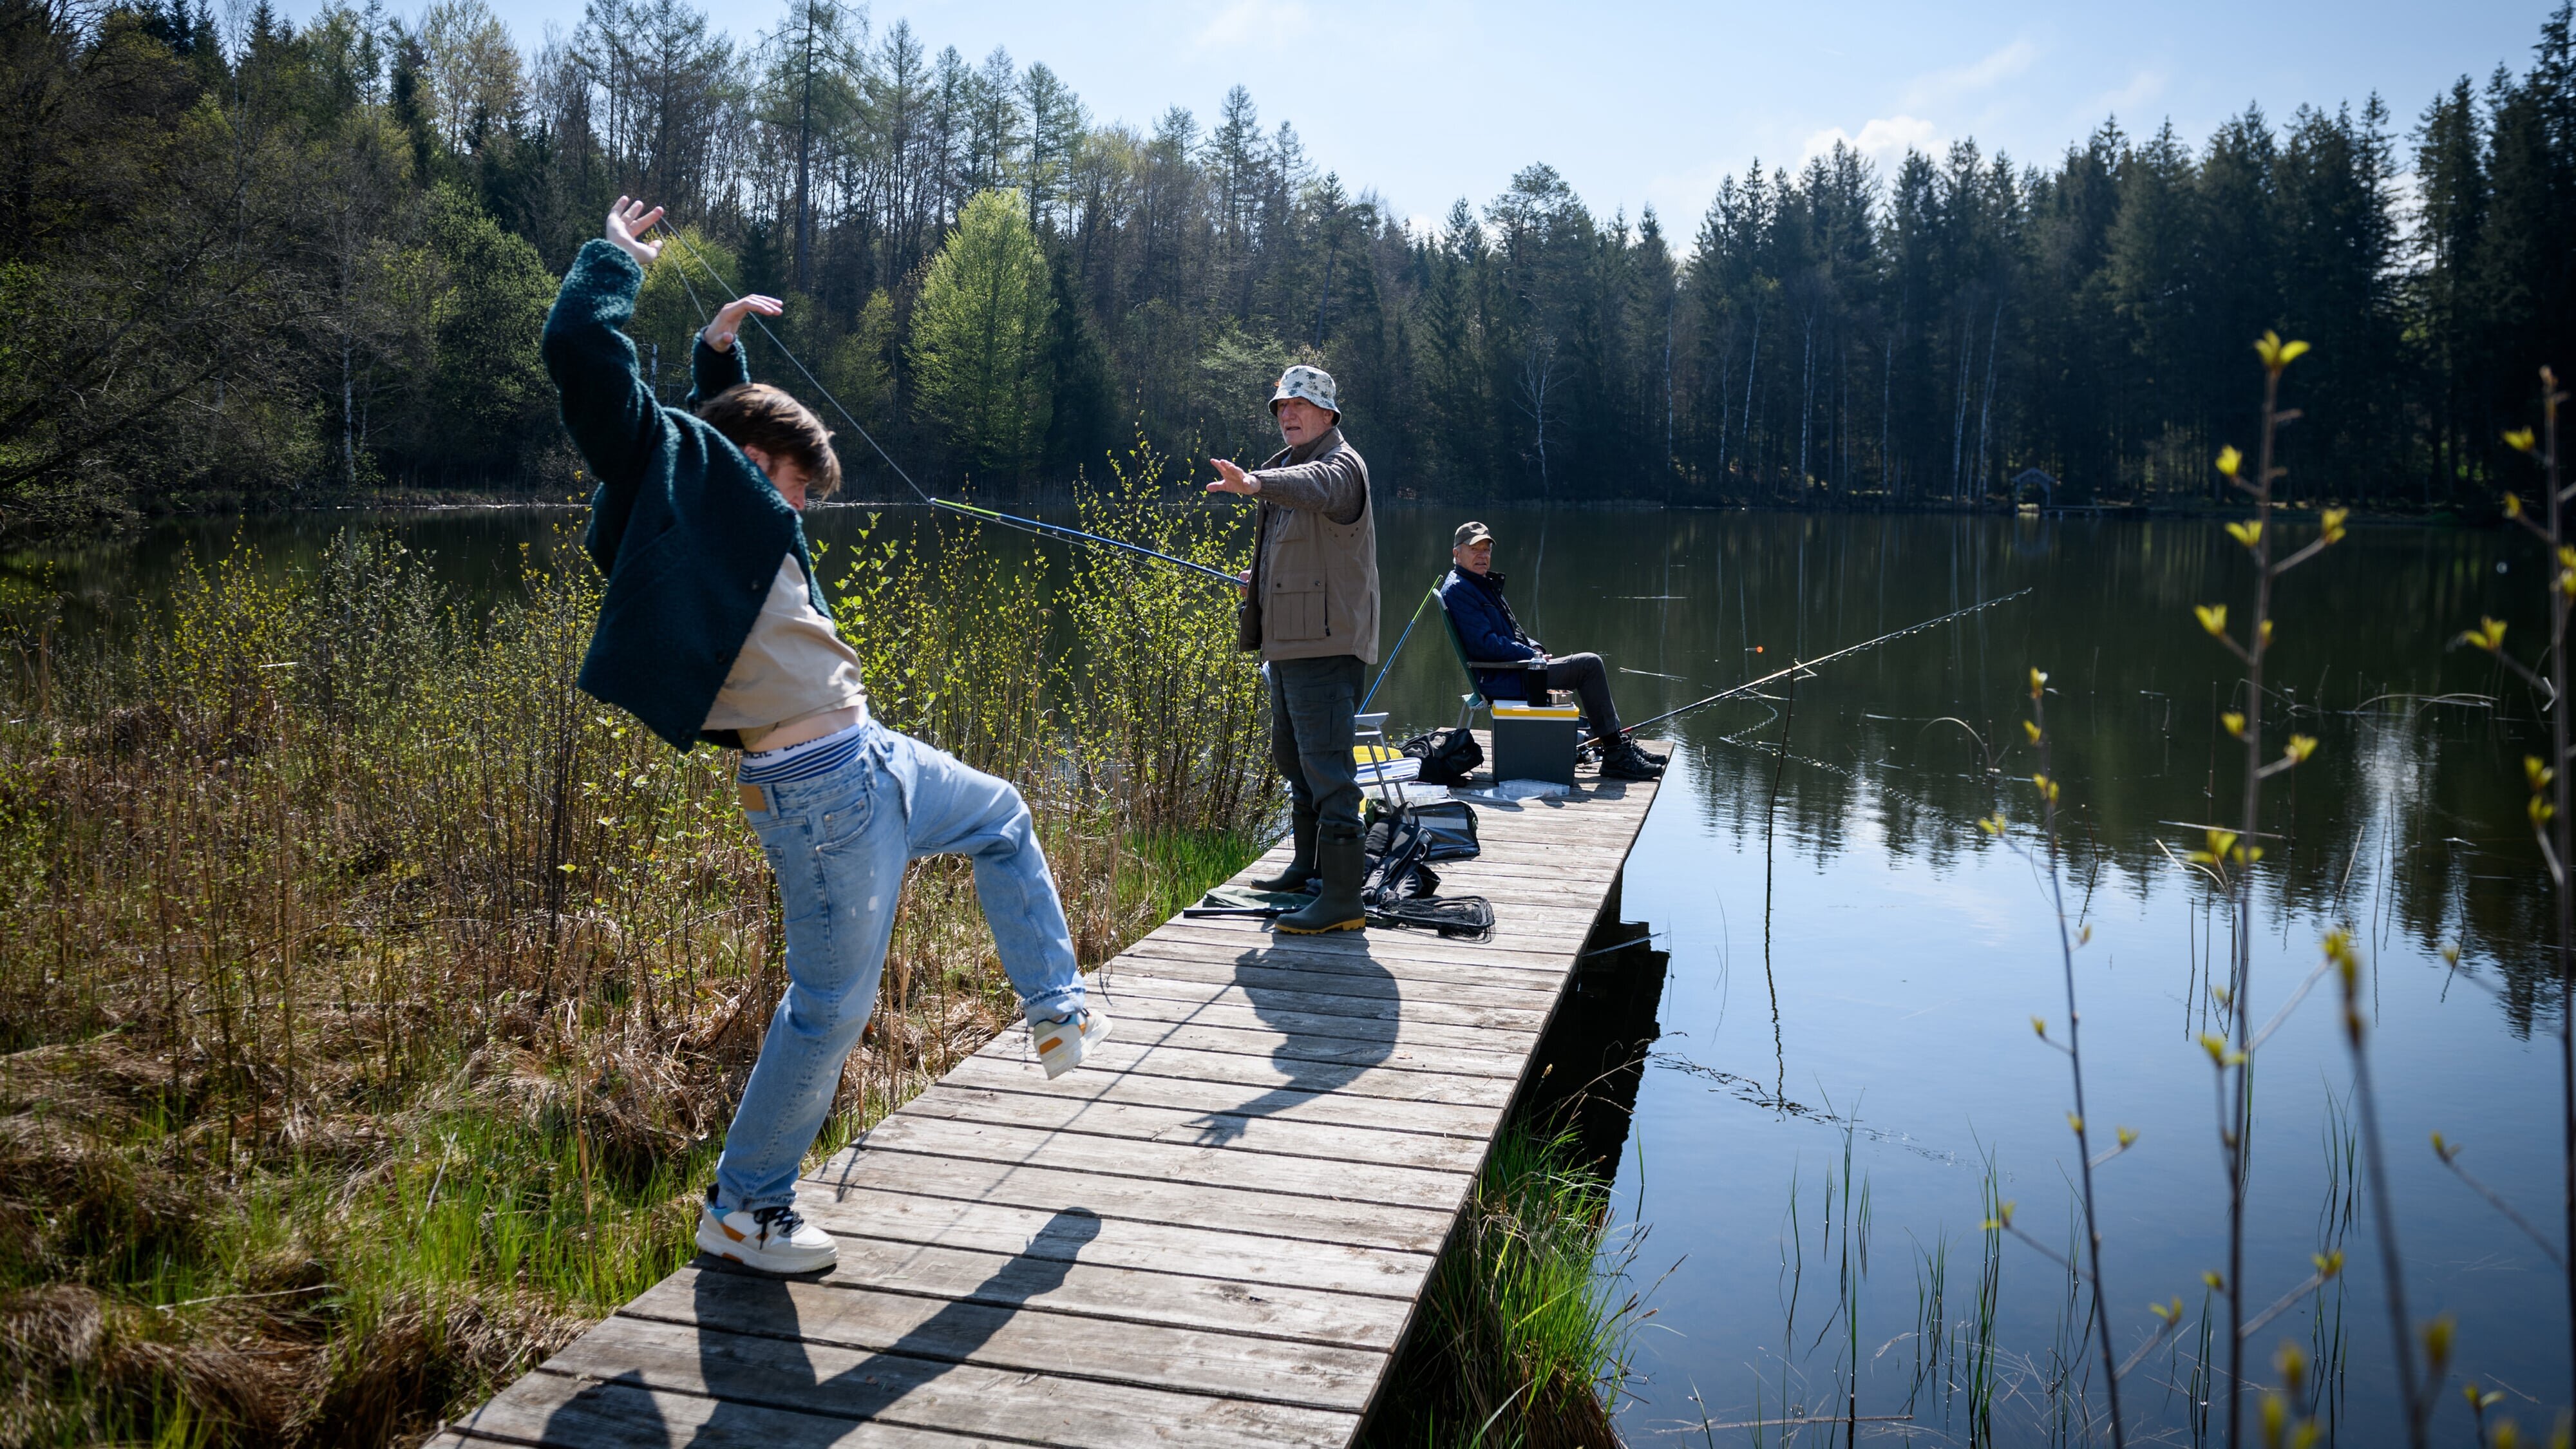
[544,198,1106,1276]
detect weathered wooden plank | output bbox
[1457,802,1649,831]
[1111,927,1581,979]
[1097,970,1555,1032]
[1226,849,1629,895]
[444,1372,989,1447]
[801,1145,1459,1255]
[1475,882,1642,912]
[941,1055,1504,1139]
[1101,989,1540,1056]
[1144,918,1590,966]
[785,1185,1435,1299]
[903,1083,1492,1172]
[1164,914,1594,959]
[626,1267,1388,1408]
[1233,842,1632,880]
[1242,810,1647,853]
[1423,858,1640,891]
[534,1316,1362,1448]
[1104,943,1566,1004]
[849,1113,1473,1212]
[999,1015,1531,1079]
[976,1035,1518,1108]
[1185,892,1607,923]
[745,1235,1418,1349]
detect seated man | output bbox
[1441,520,1667,781]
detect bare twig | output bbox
[2432,1136,2567,1269]
[155,1283,338,1312]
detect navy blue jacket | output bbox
[542,239,832,751]
[1440,566,1544,701]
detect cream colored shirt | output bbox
[703,556,868,734]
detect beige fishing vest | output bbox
[1253,435,1380,665]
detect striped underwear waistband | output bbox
[737,720,872,786]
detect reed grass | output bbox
[0,469,1273,1446]
[1359,1124,1649,1449]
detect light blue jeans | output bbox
[713,721,1084,1213]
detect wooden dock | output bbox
[433,757,1662,1448]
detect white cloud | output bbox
[1191,0,1309,52]
[1802,115,1940,167]
[2087,68,2168,120]
[1900,39,2040,108]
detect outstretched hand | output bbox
[1206,457,1259,496]
[702,294,784,353]
[604,196,665,267]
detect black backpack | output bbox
[1401,727,1484,786]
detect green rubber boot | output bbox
[1250,811,1318,893]
[1274,833,1367,934]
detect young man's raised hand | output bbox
[604,196,665,267]
[703,294,785,354]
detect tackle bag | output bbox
[1365,799,1481,863]
[1361,804,1493,942]
[1401,728,1484,786]
[1195,804,1493,942]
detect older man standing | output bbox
[1206,365,1379,934]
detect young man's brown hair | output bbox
[697,384,841,498]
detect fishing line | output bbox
[652,222,1240,589]
[1621,587,2034,737]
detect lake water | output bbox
[12,502,2562,1444]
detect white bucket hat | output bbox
[1269,365,1340,420]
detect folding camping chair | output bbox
[1432,586,1549,732]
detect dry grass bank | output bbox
[0,455,1270,1447]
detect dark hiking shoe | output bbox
[1600,743,1667,781]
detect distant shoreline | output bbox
[6,486,2502,541]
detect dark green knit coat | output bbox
[542,239,837,750]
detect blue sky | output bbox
[298,0,2554,229]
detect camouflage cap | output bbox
[1454,520,1493,548]
[1268,365,1340,419]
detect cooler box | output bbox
[1490,697,1582,786]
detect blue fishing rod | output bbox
[652,222,1242,590]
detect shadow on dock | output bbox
[511,1209,1103,1446]
[1184,940,1399,1146]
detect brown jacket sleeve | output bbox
[1250,443,1365,526]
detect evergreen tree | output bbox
[909,188,1054,481]
[6,0,2575,517]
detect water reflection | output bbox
[1368,511,2560,1443]
[1513,898,1670,1184]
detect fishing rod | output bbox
[1360,590,1434,712]
[650,222,1241,591]
[923,498,1241,585]
[1620,587,2033,737]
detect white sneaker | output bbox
[696,1186,838,1274]
[1029,1005,1111,1081]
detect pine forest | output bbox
[6,0,2576,522]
